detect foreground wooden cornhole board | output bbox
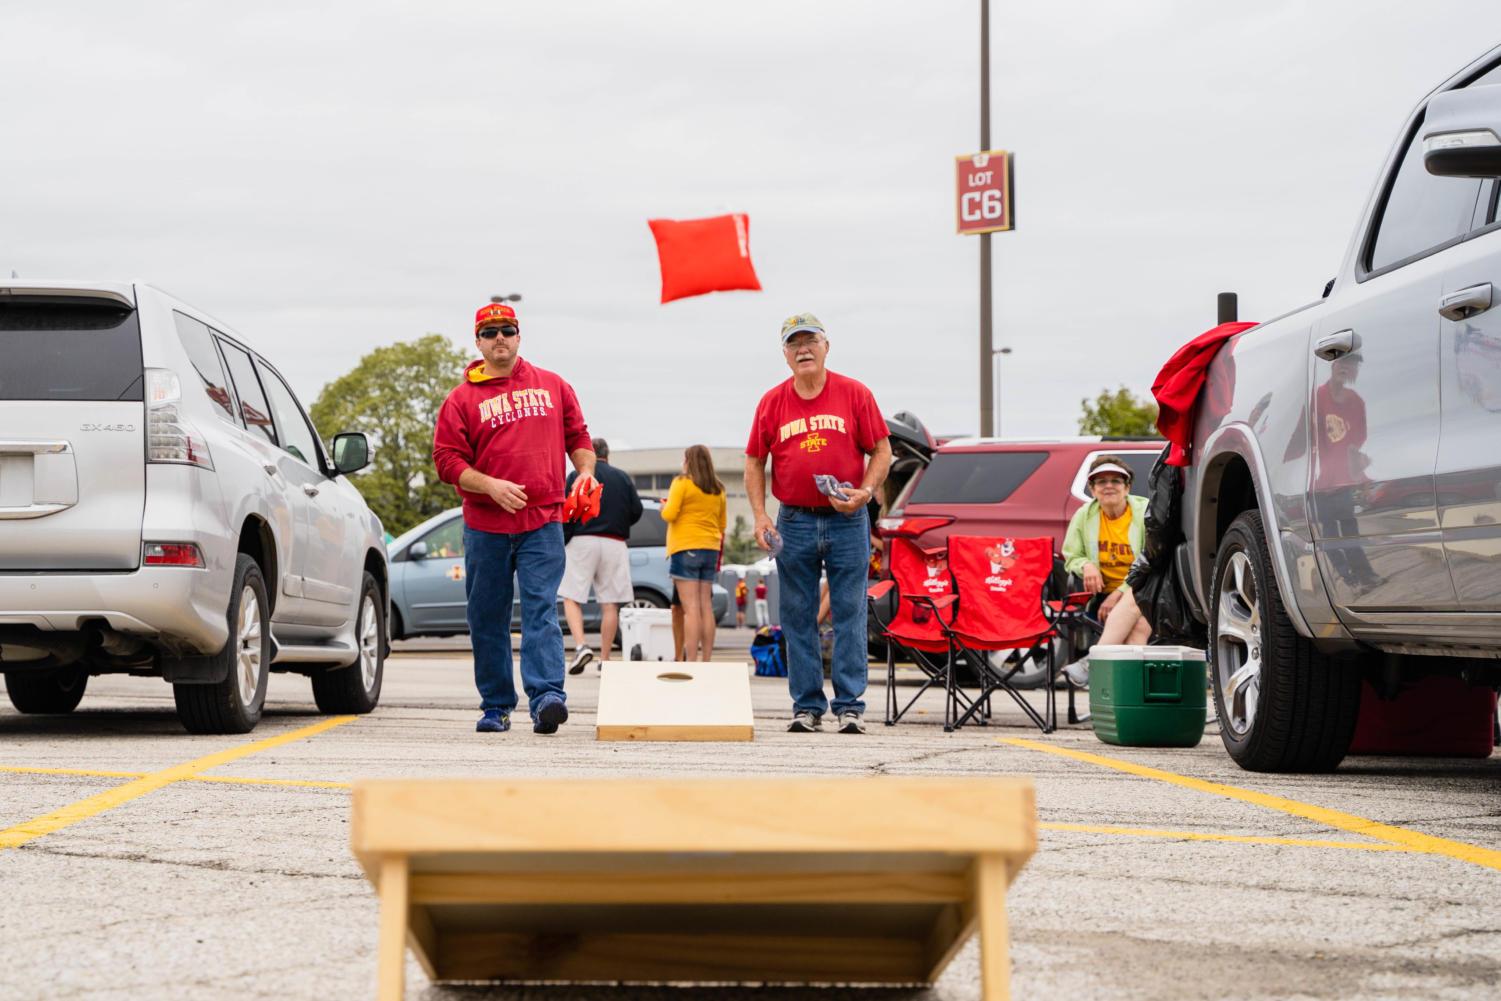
[352,777,1035,1001]
[595,660,754,741]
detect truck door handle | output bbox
[263,464,278,476]
[1438,283,1493,321]
[1313,329,1355,361]
[302,484,320,497]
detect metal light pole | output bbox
[490,293,523,304]
[978,0,994,439]
[991,346,1011,436]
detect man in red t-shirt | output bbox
[1312,353,1376,587]
[745,313,891,734]
[432,302,596,735]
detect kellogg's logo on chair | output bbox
[923,555,950,593]
[984,539,1018,592]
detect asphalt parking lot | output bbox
[2,632,1499,1001]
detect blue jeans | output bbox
[775,505,870,717]
[669,548,719,582]
[463,522,567,719]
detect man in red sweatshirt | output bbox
[432,302,596,734]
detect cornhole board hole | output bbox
[596,661,754,741]
[352,777,1035,1001]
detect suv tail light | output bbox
[146,368,213,469]
[143,542,205,567]
[877,515,955,538]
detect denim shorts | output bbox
[669,548,719,582]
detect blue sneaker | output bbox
[532,693,569,734]
[476,710,510,733]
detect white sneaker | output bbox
[568,647,595,675]
[787,712,822,733]
[1061,657,1089,689]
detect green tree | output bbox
[310,335,469,537]
[1077,385,1159,437]
[723,514,760,565]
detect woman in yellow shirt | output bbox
[1059,455,1151,686]
[661,445,728,661]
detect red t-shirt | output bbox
[746,370,888,508]
[432,358,592,534]
[1312,381,1367,491]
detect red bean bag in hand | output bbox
[647,213,762,303]
[563,476,602,524]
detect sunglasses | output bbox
[478,325,520,340]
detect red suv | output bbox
[881,436,1164,552]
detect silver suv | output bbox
[0,281,389,733]
[1185,49,1501,771]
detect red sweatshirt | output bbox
[1151,321,1258,466]
[432,358,592,534]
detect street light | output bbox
[991,346,1012,437]
[490,293,523,304]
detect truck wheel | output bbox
[311,573,385,715]
[174,554,270,735]
[1211,510,1360,772]
[5,667,88,714]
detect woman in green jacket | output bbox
[1060,455,1152,684]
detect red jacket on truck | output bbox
[432,358,592,535]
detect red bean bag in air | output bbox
[647,213,762,303]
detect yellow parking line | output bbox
[1002,737,1501,871]
[1038,822,1415,852]
[0,765,142,780]
[0,716,356,851]
[192,774,353,790]
[1,764,354,790]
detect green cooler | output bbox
[1087,645,1207,747]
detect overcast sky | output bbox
[5,2,1501,449]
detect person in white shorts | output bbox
[560,438,643,673]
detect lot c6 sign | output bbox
[955,150,1014,234]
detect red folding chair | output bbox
[867,536,984,726]
[939,535,1064,733]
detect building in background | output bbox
[610,447,775,532]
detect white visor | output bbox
[1087,462,1132,483]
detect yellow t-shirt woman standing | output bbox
[661,445,727,661]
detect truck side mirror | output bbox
[332,432,372,475]
[1423,85,1501,178]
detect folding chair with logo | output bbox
[867,536,985,726]
[938,535,1064,733]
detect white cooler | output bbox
[618,607,677,661]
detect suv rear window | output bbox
[907,451,1047,505]
[0,298,144,401]
[629,507,669,548]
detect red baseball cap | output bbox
[475,302,519,335]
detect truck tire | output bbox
[5,667,88,714]
[173,554,270,735]
[311,573,385,715]
[1210,510,1360,772]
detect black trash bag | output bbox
[1141,445,1183,566]
[1127,446,1207,647]
[1130,549,1206,647]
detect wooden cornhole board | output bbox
[595,660,754,741]
[352,777,1035,1001]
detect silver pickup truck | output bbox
[1185,47,1501,772]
